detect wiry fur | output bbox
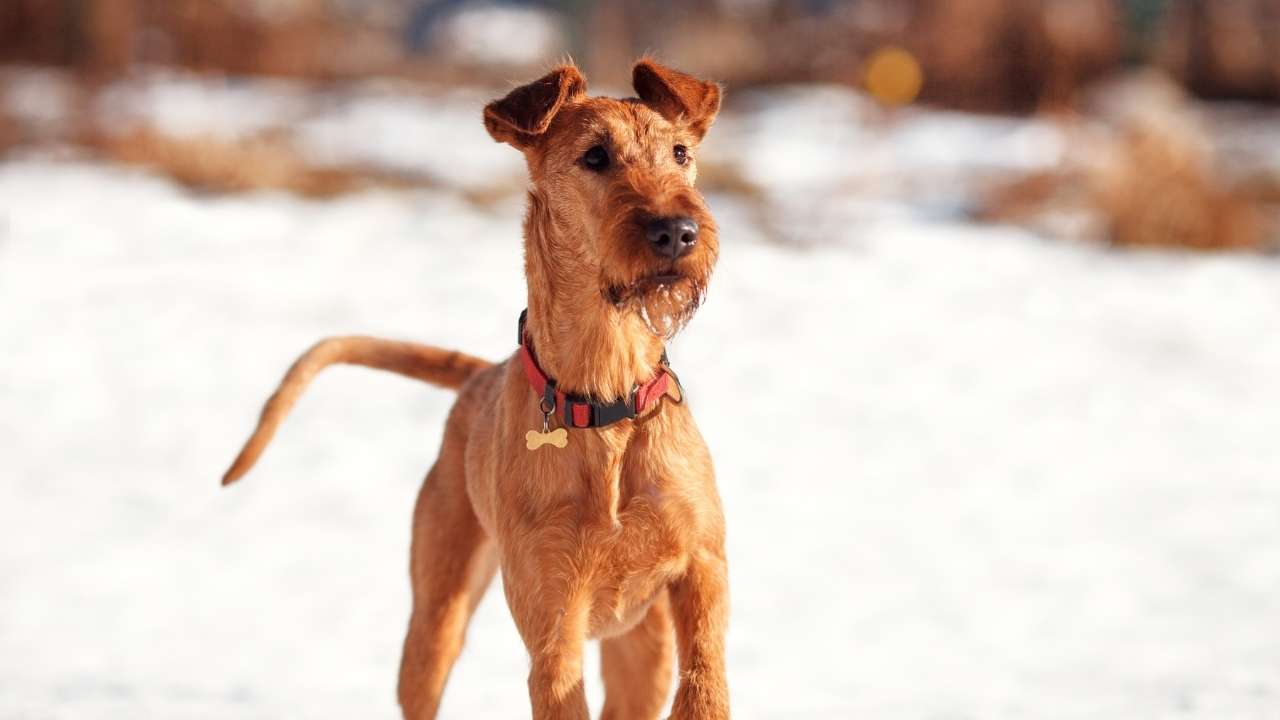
[222,337,491,485]
[222,59,729,720]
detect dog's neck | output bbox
[522,192,666,401]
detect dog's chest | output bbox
[582,462,692,638]
[497,409,709,637]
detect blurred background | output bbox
[2,1,1279,718]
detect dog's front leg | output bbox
[668,547,730,720]
[527,614,590,720]
[504,559,592,720]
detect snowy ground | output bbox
[3,78,1280,719]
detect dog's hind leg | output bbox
[600,591,675,720]
[397,437,497,720]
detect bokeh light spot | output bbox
[865,46,924,107]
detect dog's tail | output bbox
[221,336,492,486]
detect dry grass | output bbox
[979,76,1269,251]
[694,161,768,203]
[86,126,386,198]
[977,169,1084,224]
[1238,172,1280,207]
[1094,117,1262,251]
[0,68,499,200]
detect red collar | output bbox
[517,309,678,429]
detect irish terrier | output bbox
[222,59,728,720]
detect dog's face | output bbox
[484,61,721,340]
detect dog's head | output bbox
[484,60,721,340]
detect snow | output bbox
[96,72,313,140]
[714,85,1065,188]
[702,85,1078,245]
[82,70,525,191]
[0,67,77,139]
[3,80,1280,719]
[429,5,565,67]
[294,83,524,190]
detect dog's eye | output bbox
[582,145,610,172]
[673,144,689,166]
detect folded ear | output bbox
[632,59,722,140]
[483,65,587,149]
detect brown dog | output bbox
[222,60,728,720]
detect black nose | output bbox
[645,217,698,259]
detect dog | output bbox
[222,59,729,720]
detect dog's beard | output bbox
[608,276,707,340]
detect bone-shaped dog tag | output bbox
[526,428,568,451]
